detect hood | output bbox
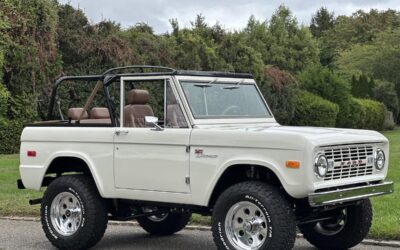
[195,123,388,147]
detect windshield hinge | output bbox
[186,146,190,153]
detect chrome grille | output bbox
[323,145,374,181]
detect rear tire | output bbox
[212,181,296,250]
[299,199,372,250]
[41,175,108,250]
[136,210,191,236]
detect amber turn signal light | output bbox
[285,160,300,168]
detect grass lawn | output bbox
[369,129,400,240]
[0,129,399,240]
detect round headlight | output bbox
[315,154,328,178]
[374,149,385,170]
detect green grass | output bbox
[369,129,400,240]
[0,129,399,239]
[0,154,42,216]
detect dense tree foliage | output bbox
[310,7,335,38]
[0,2,398,152]
[351,74,375,99]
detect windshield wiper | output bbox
[223,79,245,89]
[194,78,218,88]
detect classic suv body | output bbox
[20,121,389,206]
[18,67,394,250]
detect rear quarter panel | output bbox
[19,127,115,197]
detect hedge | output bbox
[336,97,385,130]
[336,97,366,129]
[0,119,23,154]
[358,99,386,130]
[292,91,339,127]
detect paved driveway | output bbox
[0,219,395,250]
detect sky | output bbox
[58,0,400,34]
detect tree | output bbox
[310,7,335,38]
[351,74,374,98]
[217,33,263,75]
[373,81,399,121]
[244,6,319,72]
[336,27,400,116]
[298,64,351,104]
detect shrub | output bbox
[291,91,339,127]
[336,97,385,130]
[358,99,386,130]
[0,119,24,154]
[336,97,366,129]
[259,66,298,125]
[298,64,351,105]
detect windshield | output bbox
[180,81,271,119]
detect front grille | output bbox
[323,145,374,181]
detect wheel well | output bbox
[45,156,93,179]
[208,164,282,208]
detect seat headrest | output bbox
[68,108,88,120]
[127,89,149,105]
[90,107,110,119]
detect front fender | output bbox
[204,158,291,206]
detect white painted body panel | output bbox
[114,128,190,193]
[19,123,389,206]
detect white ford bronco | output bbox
[18,66,394,250]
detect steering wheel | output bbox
[222,105,240,116]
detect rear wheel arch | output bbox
[207,163,287,208]
[43,154,103,196]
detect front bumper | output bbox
[308,181,394,207]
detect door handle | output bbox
[115,130,129,135]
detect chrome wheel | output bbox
[50,192,83,236]
[225,201,268,250]
[142,207,168,222]
[314,208,347,236]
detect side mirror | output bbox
[145,116,163,131]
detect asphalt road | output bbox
[0,219,396,250]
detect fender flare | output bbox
[204,158,289,206]
[42,151,105,197]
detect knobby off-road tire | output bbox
[299,199,372,250]
[41,175,108,250]
[212,181,296,250]
[136,211,192,236]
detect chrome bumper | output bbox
[309,181,394,207]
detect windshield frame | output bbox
[174,75,276,125]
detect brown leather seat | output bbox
[68,108,88,122]
[123,89,154,127]
[167,99,187,128]
[88,107,111,124]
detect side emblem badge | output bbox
[194,149,218,159]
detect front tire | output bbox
[212,181,296,250]
[41,175,108,250]
[299,199,372,250]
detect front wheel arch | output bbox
[207,164,286,208]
